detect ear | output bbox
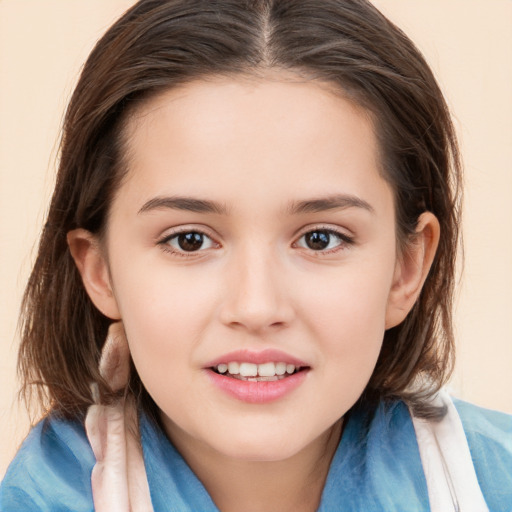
[67,229,121,320]
[385,212,440,329]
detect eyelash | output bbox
[157,228,219,257]
[157,226,354,257]
[294,226,355,255]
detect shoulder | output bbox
[0,415,95,512]
[453,398,512,512]
[454,397,512,446]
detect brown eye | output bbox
[304,231,331,250]
[177,232,203,251]
[166,231,214,252]
[296,229,348,251]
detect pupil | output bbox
[178,232,203,251]
[305,231,330,250]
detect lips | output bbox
[204,349,310,403]
[205,348,308,368]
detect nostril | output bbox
[223,318,289,333]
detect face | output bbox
[99,75,402,462]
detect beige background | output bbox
[1,0,511,479]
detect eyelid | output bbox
[156,225,221,255]
[155,223,354,257]
[292,224,355,253]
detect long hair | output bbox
[19,0,461,420]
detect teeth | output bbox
[275,362,286,375]
[227,362,240,375]
[258,362,276,377]
[239,363,258,377]
[247,376,279,382]
[215,361,299,378]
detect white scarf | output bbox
[85,322,154,512]
[411,390,489,512]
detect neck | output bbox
[165,419,343,512]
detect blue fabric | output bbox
[318,401,429,511]
[454,399,512,512]
[0,417,95,511]
[1,399,511,511]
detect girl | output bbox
[1,1,511,511]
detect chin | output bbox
[218,437,305,463]
[204,423,321,463]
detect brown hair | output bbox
[19,0,461,420]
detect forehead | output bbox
[118,74,392,215]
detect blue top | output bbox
[1,399,511,511]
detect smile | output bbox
[205,350,310,403]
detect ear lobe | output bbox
[385,212,440,329]
[67,229,121,320]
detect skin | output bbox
[69,73,439,512]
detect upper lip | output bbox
[204,349,309,368]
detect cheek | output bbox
[298,263,393,386]
[301,262,392,339]
[109,260,220,380]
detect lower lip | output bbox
[205,369,308,404]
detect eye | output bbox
[295,229,351,252]
[162,231,216,253]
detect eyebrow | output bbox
[138,196,228,215]
[287,194,375,215]
[137,193,374,216]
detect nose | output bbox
[218,243,294,333]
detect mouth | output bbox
[210,361,308,382]
[204,349,310,403]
